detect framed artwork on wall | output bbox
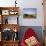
[2,10,9,15]
[23,8,37,19]
[9,10,18,15]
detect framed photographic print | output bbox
[2,10,9,15]
[9,10,18,15]
[9,10,15,15]
[23,8,37,18]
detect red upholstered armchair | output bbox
[21,28,41,46]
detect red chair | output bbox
[21,28,41,46]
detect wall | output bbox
[0,0,15,7]
[18,0,44,26]
[0,0,44,26]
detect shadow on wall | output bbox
[18,26,44,44]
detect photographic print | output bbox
[2,10,9,15]
[23,8,37,18]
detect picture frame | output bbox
[23,8,37,18]
[2,10,9,15]
[9,10,18,15]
